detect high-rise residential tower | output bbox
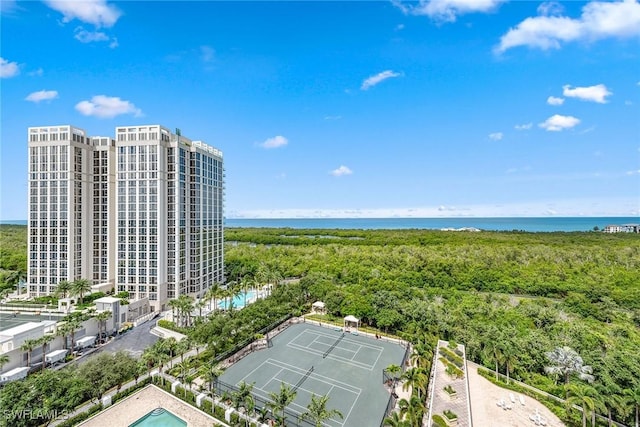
[27,125,224,312]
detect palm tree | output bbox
[483,326,504,381]
[383,411,410,427]
[267,382,297,426]
[500,339,518,385]
[20,338,39,367]
[204,282,220,311]
[300,394,343,427]
[386,363,402,391]
[176,338,192,364]
[0,354,10,371]
[176,294,194,327]
[401,367,427,400]
[545,346,594,386]
[566,383,603,427]
[160,337,178,369]
[71,278,92,304]
[38,334,54,370]
[152,349,171,385]
[240,277,253,308]
[595,384,624,427]
[94,310,112,342]
[398,395,424,427]
[168,298,180,324]
[244,395,255,427]
[624,387,640,427]
[232,381,255,413]
[198,362,223,396]
[54,280,72,298]
[56,323,70,349]
[410,343,433,371]
[65,318,82,351]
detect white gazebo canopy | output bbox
[311,301,326,314]
[343,315,360,332]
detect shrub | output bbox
[444,409,458,420]
[432,414,447,427]
[444,384,456,395]
[56,403,103,427]
[439,346,464,368]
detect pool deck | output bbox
[78,385,225,427]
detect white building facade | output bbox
[27,125,224,312]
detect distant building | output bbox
[27,125,224,313]
[603,224,640,233]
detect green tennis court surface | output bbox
[0,311,63,332]
[219,322,407,427]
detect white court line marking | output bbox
[246,359,364,427]
[277,383,356,427]
[240,362,285,389]
[239,359,279,386]
[287,342,375,371]
[266,358,361,393]
[301,329,385,352]
[251,376,354,427]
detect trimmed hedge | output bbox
[432,414,448,427]
[56,403,103,427]
[157,319,188,333]
[439,346,464,368]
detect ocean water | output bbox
[224,217,640,232]
[3,217,638,232]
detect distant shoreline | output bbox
[3,216,638,232]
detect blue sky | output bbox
[1,0,639,219]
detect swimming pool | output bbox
[129,408,186,427]
[218,289,257,309]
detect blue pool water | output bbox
[129,408,186,427]
[218,290,257,309]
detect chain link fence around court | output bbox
[213,314,295,367]
[379,342,411,427]
[214,378,317,427]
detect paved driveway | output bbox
[101,317,159,358]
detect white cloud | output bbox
[361,70,401,90]
[74,27,109,43]
[396,24,405,31]
[562,84,612,103]
[626,169,640,175]
[109,38,118,49]
[324,115,342,121]
[25,90,59,103]
[75,95,142,118]
[0,57,19,78]
[330,165,353,177]
[514,123,533,130]
[537,1,565,16]
[43,0,121,27]
[28,68,44,77]
[394,0,506,23]
[496,0,640,53]
[260,135,288,149]
[228,197,639,218]
[200,45,215,62]
[547,96,565,105]
[539,114,580,131]
[488,132,503,141]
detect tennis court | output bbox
[218,322,407,427]
[0,310,63,332]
